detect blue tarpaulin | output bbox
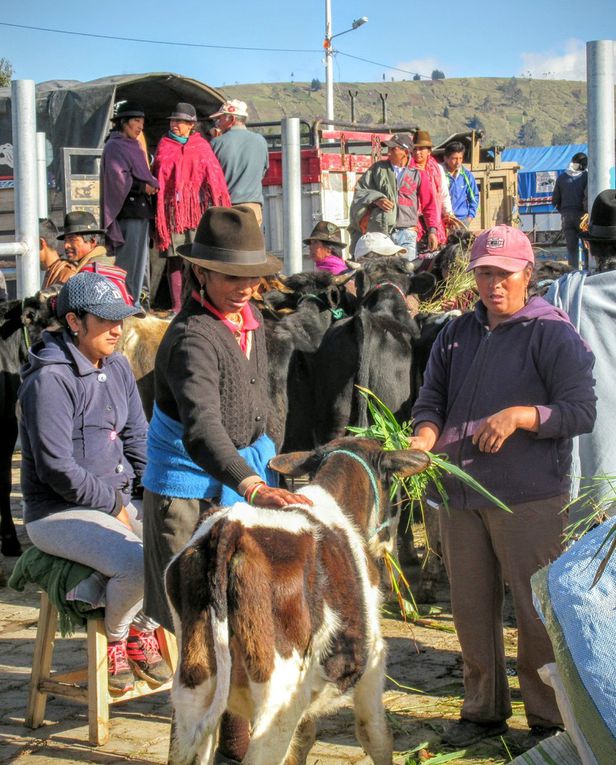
[502,144,588,213]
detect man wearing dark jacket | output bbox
[552,152,588,269]
[349,132,439,259]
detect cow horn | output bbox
[331,271,357,286]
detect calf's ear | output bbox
[380,449,431,477]
[269,450,320,477]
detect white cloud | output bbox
[520,38,615,81]
[385,57,446,81]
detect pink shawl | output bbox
[152,132,231,251]
[411,154,448,244]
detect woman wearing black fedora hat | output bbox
[142,205,311,764]
[547,188,616,523]
[152,102,231,314]
[101,101,159,309]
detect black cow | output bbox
[259,270,356,452]
[0,289,60,557]
[313,258,434,445]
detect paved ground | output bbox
[1,457,532,765]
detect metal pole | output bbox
[325,0,334,128]
[11,79,41,297]
[36,131,48,219]
[281,118,303,275]
[586,40,615,211]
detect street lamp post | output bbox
[324,0,367,127]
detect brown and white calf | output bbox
[165,437,430,765]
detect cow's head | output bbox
[354,257,434,303]
[260,270,356,318]
[21,286,62,345]
[270,437,430,558]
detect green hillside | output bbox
[222,77,600,148]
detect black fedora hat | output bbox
[303,220,347,249]
[178,206,282,277]
[112,101,145,121]
[168,102,197,121]
[57,210,105,240]
[581,190,616,242]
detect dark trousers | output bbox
[439,495,566,728]
[561,210,584,269]
[115,218,151,307]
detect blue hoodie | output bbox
[19,331,148,523]
[412,296,596,509]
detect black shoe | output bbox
[442,718,508,747]
[522,725,564,750]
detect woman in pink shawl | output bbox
[410,130,453,248]
[100,102,159,309]
[303,220,351,275]
[152,103,231,313]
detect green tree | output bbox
[0,58,13,87]
[413,73,421,81]
[431,69,445,80]
[310,78,322,92]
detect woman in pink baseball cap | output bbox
[409,224,596,750]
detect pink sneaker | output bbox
[126,629,172,686]
[107,639,135,693]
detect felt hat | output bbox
[209,99,249,119]
[112,101,145,120]
[57,210,105,240]
[581,190,616,242]
[413,130,433,148]
[303,221,347,249]
[178,206,282,277]
[354,232,407,258]
[57,272,143,321]
[467,225,534,272]
[168,102,198,122]
[382,133,414,152]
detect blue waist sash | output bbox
[143,403,277,505]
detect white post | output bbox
[586,40,615,209]
[36,131,48,219]
[11,80,41,297]
[281,118,303,275]
[325,0,334,128]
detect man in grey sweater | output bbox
[209,99,269,227]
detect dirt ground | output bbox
[0,455,532,765]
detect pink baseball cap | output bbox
[467,225,534,272]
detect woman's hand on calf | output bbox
[251,485,313,508]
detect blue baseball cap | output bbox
[57,272,144,321]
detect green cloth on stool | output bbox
[9,547,105,636]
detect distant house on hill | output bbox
[502,143,588,235]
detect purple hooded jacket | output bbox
[100,131,159,248]
[19,331,148,523]
[412,296,596,510]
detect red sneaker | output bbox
[126,629,172,686]
[107,639,135,694]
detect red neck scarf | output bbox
[192,290,260,355]
[153,133,231,251]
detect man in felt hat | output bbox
[57,211,115,271]
[303,220,351,274]
[410,130,453,247]
[142,206,308,765]
[547,188,616,520]
[349,132,439,260]
[152,102,230,313]
[552,152,588,269]
[208,99,269,227]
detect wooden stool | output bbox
[25,592,178,746]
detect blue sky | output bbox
[1,0,614,88]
